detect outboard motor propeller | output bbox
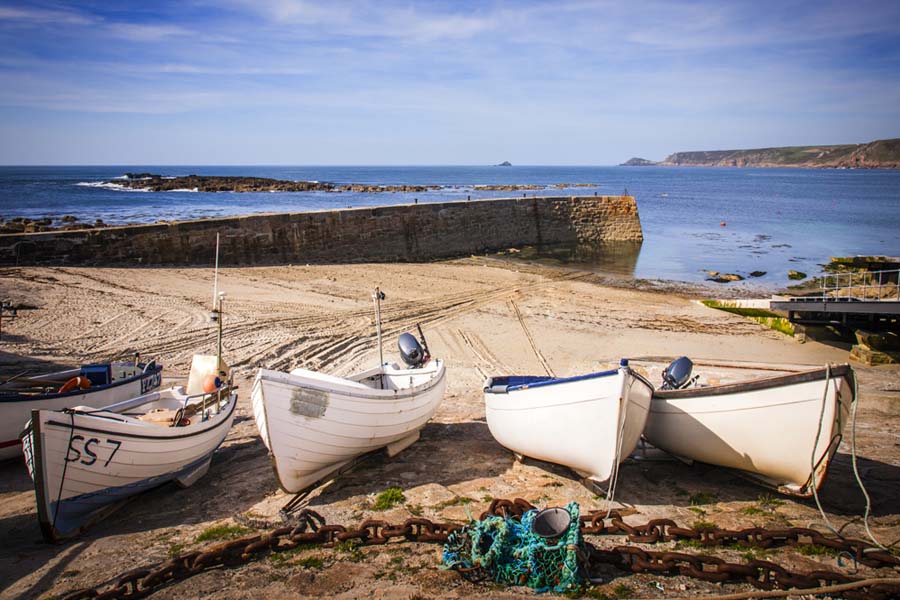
[662,356,694,390]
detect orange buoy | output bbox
[202,374,219,393]
[58,376,91,394]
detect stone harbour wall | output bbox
[0,196,642,266]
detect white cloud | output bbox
[106,23,194,41]
[0,5,93,25]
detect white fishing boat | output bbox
[483,359,653,483]
[23,284,237,541]
[0,358,162,460]
[252,289,447,494]
[644,357,855,496]
[22,360,236,541]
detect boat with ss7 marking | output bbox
[22,355,236,541]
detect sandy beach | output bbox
[1,258,898,600]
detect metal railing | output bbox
[821,268,900,301]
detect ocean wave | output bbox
[75,181,150,192]
[169,187,199,192]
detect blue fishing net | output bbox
[441,502,585,593]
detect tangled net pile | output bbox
[442,501,585,593]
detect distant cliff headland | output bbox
[621,137,900,169]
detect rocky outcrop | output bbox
[118,175,334,192]
[620,157,658,166]
[496,161,512,166]
[660,138,900,169]
[105,175,602,194]
[335,184,440,193]
[473,184,544,191]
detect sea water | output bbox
[1,165,898,287]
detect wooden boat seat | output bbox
[137,408,179,425]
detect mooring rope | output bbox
[849,372,891,550]
[808,364,841,538]
[603,382,630,520]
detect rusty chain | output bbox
[57,498,900,600]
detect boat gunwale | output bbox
[39,391,237,441]
[0,363,163,404]
[651,364,854,400]
[257,360,446,401]
[485,367,620,394]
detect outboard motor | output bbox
[398,325,432,368]
[398,333,424,367]
[662,356,694,390]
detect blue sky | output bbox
[0,0,898,165]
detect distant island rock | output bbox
[495,161,512,166]
[620,157,658,166]
[659,137,900,169]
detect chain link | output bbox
[57,498,900,600]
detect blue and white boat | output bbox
[484,360,653,483]
[22,355,236,541]
[0,359,163,460]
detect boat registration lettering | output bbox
[141,371,162,394]
[65,435,123,467]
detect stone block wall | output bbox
[0,195,642,266]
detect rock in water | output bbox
[620,157,657,166]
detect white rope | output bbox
[807,365,889,550]
[808,364,840,536]
[849,372,888,550]
[604,374,630,519]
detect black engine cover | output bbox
[662,356,693,389]
[398,332,425,367]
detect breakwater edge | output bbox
[0,195,642,267]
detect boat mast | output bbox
[372,287,385,368]
[212,232,220,310]
[217,292,224,371]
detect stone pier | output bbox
[0,195,642,266]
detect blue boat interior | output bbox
[81,364,112,386]
[485,368,619,394]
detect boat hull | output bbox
[645,365,854,496]
[1,363,162,460]
[252,360,447,493]
[22,388,236,541]
[484,366,653,482]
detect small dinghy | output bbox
[22,354,235,541]
[252,289,447,494]
[0,357,162,460]
[484,360,653,483]
[644,357,855,496]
